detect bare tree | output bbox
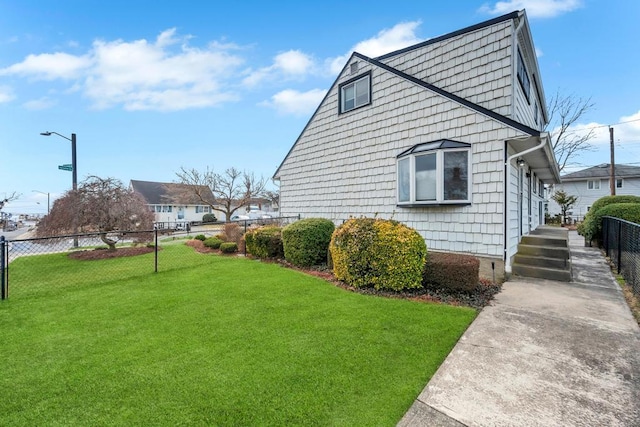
[546,91,596,172]
[0,192,20,211]
[263,187,280,210]
[175,167,267,221]
[37,176,154,250]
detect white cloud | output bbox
[1,28,246,111]
[260,88,327,116]
[0,52,92,80]
[85,30,244,111]
[23,97,57,110]
[243,50,315,87]
[0,86,15,103]
[327,21,423,75]
[479,0,582,19]
[555,110,640,172]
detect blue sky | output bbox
[2,0,639,214]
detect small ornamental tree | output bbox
[329,217,427,291]
[551,190,577,225]
[36,176,154,250]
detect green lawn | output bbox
[0,244,476,426]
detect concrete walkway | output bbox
[398,231,640,426]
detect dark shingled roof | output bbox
[561,164,640,181]
[130,180,215,205]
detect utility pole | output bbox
[609,126,616,196]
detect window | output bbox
[616,178,623,189]
[533,173,537,194]
[539,180,544,197]
[195,205,210,213]
[587,180,600,190]
[161,205,173,213]
[339,73,371,113]
[517,49,530,102]
[397,140,471,205]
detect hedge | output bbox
[220,242,238,254]
[582,203,640,242]
[578,195,640,241]
[423,252,479,292]
[203,237,223,249]
[282,218,335,267]
[329,217,426,291]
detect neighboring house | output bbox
[548,164,640,221]
[130,180,217,225]
[273,10,560,280]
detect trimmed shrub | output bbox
[202,213,217,223]
[582,203,640,242]
[329,217,426,291]
[282,218,335,267]
[423,252,480,292]
[194,234,206,241]
[220,242,238,254]
[245,226,284,259]
[203,237,223,249]
[578,195,640,241]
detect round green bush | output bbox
[220,242,238,254]
[578,195,640,241]
[329,217,427,291]
[202,213,217,223]
[203,237,223,249]
[282,218,335,267]
[244,226,284,259]
[194,234,206,241]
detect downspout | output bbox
[504,132,549,275]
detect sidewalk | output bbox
[398,230,640,426]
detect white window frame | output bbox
[339,73,371,113]
[587,180,600,190]
[397,141,471,206]
[616,178,623,189]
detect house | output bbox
[548,164,640,221]
[130,180,217,225]
[273,10,560,280]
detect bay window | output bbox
[397,140,471,205]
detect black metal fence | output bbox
[0,216,300,301]
[602,216,640,297]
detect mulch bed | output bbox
[68,246,156,261]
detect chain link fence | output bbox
[1,216,300,301]
[602,216,640,297]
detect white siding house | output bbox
[273,10,560,280]
[548,164,640,221]
[130,180,218,225]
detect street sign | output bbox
[58,164,73,171]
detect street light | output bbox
[40,131,78,247]
[32,190,50,215]
[40,131,77,191]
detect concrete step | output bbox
[513,253,570,270]
[520,234,568,248]
[531,226,569,237]
[512,263,572,282]
[517,244,570,260]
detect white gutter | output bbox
[504,132,549,275]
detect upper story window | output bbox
[587,180,600,190]
[517,49,530,103]
[616,178,623,189]
[397,140,471,206]
[195,205,210,213]
[339,72,371,113]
